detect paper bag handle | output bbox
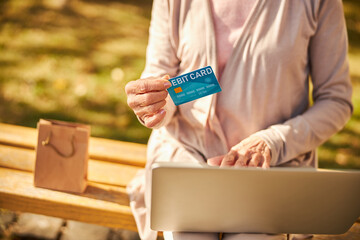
[42,131,76,158]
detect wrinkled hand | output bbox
[125,75,171,128]
[207,136,271,168]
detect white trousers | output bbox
[163,232,313,240]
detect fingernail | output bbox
[164,81,171,88]
[162,75,170,79]
[158,109,165,115]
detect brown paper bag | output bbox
[34,119,90,193]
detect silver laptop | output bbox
[150,162,360,234]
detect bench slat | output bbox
[0,144,142,187]
[0,123,147,167]
[0,168,137,231]
[0,144,35,172]
[90,138,146,167]
[0,123,36,149]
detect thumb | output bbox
[207,155,224,166]
[162,75,170,80]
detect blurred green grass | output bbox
[0,0,359,169]
[0,0,153,143]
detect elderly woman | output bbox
[125,0,353,239]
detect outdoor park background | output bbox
[0,0,359,170]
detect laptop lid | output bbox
[150,162,360,234]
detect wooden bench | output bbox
[1,122,359,240]
[0,122,146,232]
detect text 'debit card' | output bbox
[167,66,222,106]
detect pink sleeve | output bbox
[255,0,352,166]
[140,0,179,128]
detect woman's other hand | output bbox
[207,136,271,169]
[125,75,171,128]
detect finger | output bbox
[262,147,271,169]
[248,153,262,167]
[135,100,167,117]
[234,152,247,167]
[207,155,224,166]
[255,141,265,153]
[125,78,171,95]
[239,148,254,166]
[132,90,168,108]
[262,161,270,169]
[142,109,166,128]
[220,150,237,167]
[162,75,170,80]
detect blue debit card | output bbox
[167,66,222,106]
